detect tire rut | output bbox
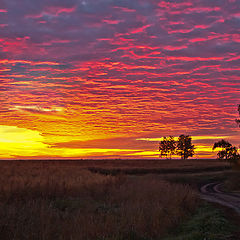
[200,182,240,214]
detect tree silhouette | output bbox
[176,135,195,160]
[212,139,240,164]
[159,136,176,159]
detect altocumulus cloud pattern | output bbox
[0,0,240,159]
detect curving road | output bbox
[200,182,240,214]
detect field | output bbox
[1,158,230,172]
[0,160,238,240]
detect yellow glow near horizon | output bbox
[0,125,227,159]
[0,125,139,158]
[0,125,49,158]
[0,125,44,143]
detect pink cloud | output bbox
[0,9,7,13]
[185,6,221,13]
[102,19,123,24]
[113,6,136,13]
[25,13,43,19]
[45,6,76,16]
[158,1,193,9]
[164,45,187,51]
[129,24,152,34]
[1,0,240,159]
[0,24,8,28]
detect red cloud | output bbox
[1,0,240,159]
[158,1,193,9]
[113,6,136,13]
[164,45,187,51]
[129,24,151,34]
[25,6,76,19]
[0,59,59,66]
[45,6,76,16]
[102,19,123,25]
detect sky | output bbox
[0,0,240,159]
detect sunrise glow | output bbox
[0,0,240,159]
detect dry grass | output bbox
[224,171,240,192]
[85,159,230,175]
[0,159,229,176]
[0,161,198,240]
[0,159,228,170]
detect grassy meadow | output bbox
[0,160,238,240]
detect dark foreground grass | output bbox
[87,166,230,176]
[162,203,238,240]
[165,172,228,188]
[0,161,237,240]
[224,171,240,192]
[164,170,240,193]
[0,163,198,240]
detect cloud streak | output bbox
[0,0,240,158]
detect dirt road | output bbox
[200,182,240,214]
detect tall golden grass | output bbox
[0,162,198,240]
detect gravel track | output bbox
[200,182,240,214]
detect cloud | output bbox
[1,0,240,158]
[10,105,64,113]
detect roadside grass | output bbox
[162,203,238,240]
[164,169,240,193]
[164,171,231,189]
[224,171,240,192]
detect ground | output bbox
[0,159,239,240]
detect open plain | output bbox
[0,159,239,240]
